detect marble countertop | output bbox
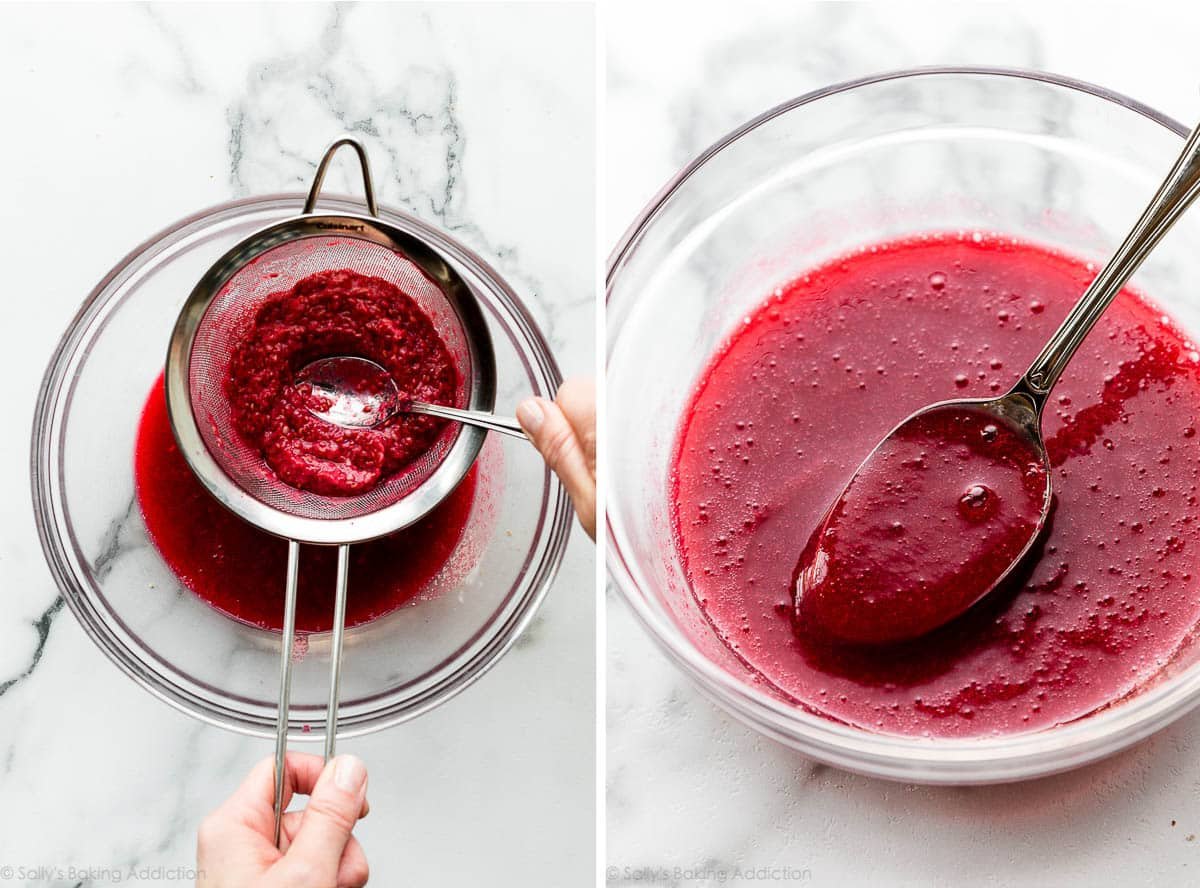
[0,4,594,886]
[606,3,1200,886]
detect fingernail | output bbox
[334,755,367,794]
[517,398,545,434]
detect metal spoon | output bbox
[796,118,1200,645]
[297,355,527,438]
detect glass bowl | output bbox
[606,68,1200,783]
[33,194,571,740]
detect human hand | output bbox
[517,378,596,539]
[197,752,370,888]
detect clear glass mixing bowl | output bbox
[606,68,1200,783]
[33,194,570,740]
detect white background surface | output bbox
[0,4,594,886]
[606,3,1200,887]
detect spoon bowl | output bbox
[298,355,527,439]
[794,390,1052,645]
[298,355,398,429]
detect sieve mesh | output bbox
[188,234,472,521]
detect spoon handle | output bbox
[1023,119,1200,397]
[409,402,528,439]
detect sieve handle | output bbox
[304,137,379,217]
[272,542,350,848]
[272,541,301,848]
[324,545,351,760]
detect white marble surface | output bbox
[606,3,1200,886]
[0,3,594,886]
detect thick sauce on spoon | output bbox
[793,404,1049,645]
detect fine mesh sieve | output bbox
[186,234,472,521]
[168,141,496,543]
[163,137,498,844]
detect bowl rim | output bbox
[608,65,1189,277]
[604,65,1200,782]
[31,191,572,741]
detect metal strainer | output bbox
[164,137,497,843]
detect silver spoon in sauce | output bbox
[297,355,527,439]
[793,119,1200,646]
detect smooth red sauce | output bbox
[227,269,457,496]
[135,375,477,632]
[794,404,1049,645]
[671,234,1200,737]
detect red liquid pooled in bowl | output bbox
[671,234,1200,737]
[793,404,1049,645]
[135,375,477,632]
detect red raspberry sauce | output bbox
[671,234,1200,737]
[794,404,1049,645]
[227,269,457,496]
[135,375,477,632]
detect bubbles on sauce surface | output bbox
[670,233,1200,737]
[958,483,996,521]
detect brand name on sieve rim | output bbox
[313,221,366,232]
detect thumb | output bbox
[285,755,368,884]
[517,396,596,537]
